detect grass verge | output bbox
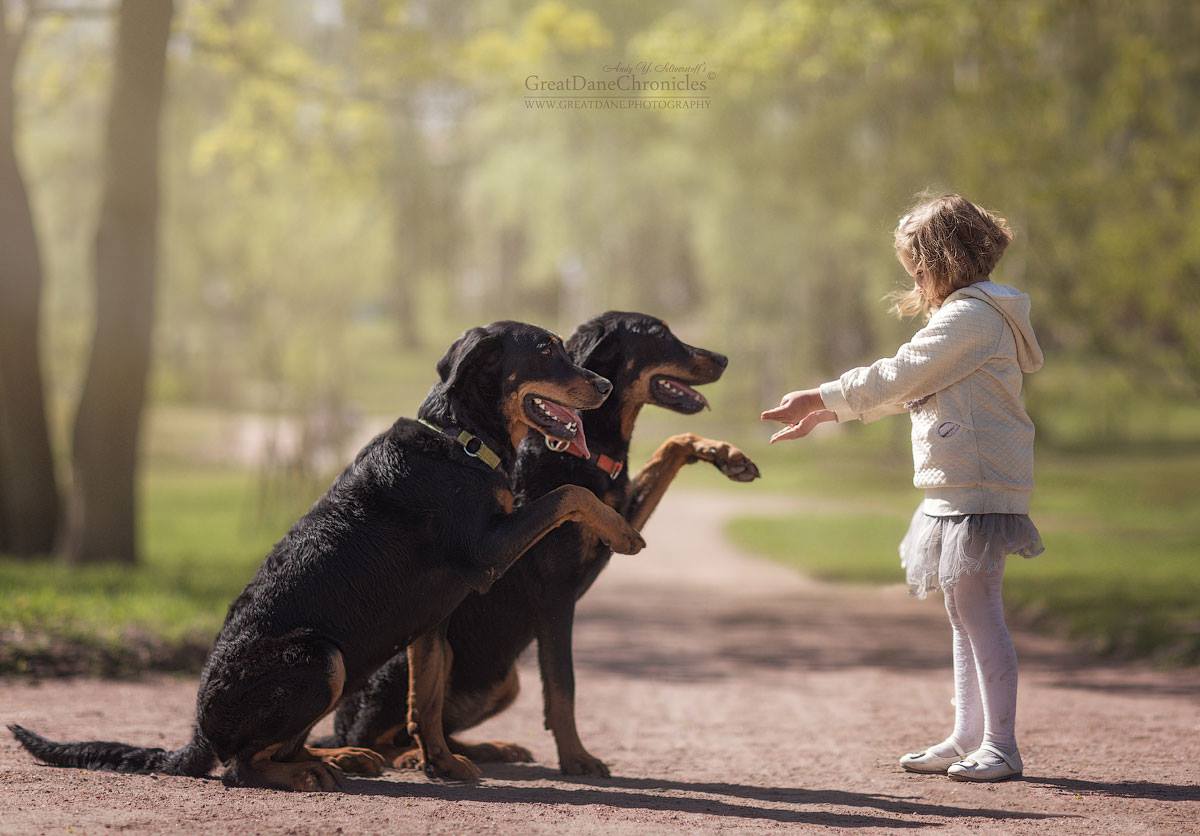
[725,438,1200,665]
[0,467,305,677]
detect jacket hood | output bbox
[951,281,1044,373]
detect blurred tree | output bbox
[67,0,173,564]
[6,0,1194,472]
[0,0,59,556]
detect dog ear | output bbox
[566,316,618,369]
[437,327,502,389]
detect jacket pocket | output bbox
[927,385,980,484]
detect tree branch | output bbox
[185,30,418,109]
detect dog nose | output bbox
[710,352,729,369]
[593,377,613,396]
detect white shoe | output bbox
[947,744,1023,782]
[899,740,968,774]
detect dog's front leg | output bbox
[535,595,610,777]
[470,485,644,592]
[406,627,480,781]
[624,433,760,531]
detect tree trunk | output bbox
[0,396,9,552]
[67,0,173,564]
[0,1,59,556]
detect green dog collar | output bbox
[418,418,503,472]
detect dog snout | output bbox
[691,348,728,376]
[592,376,613,396]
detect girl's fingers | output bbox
[760,406,790,422]
[769,410,836,443]
[769,424,804,443]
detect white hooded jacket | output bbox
[819,281,1044,515]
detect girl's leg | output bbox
[952,567,1019,755]
[941,583,984,754]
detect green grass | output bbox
[0,467,309,676]
[725,439,1200,665]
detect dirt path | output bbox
[2,491,1197,834]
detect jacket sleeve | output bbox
[818,300,1004,424]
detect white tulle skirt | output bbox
[899,507,1044,599]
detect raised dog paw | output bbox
[692,439,760,482]
[592,503,645,554]
[560,751,611,778]
[607,524,646,555]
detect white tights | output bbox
[936,566,1019,756]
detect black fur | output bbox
[9,321,639,789]
[331,311,748,775]
[7,724,214,775]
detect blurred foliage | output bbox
[8,0,1197,442]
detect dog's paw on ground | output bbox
[453,739,534,764]
[559,750,611,777]
[425,752,483,782]
[306,746,386,776]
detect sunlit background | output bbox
[0,0,1197,674]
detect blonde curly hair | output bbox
[890,193,1013,318]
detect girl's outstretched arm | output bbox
[819,298,1004,423]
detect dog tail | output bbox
[8,724,215,777]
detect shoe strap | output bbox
[913,741,966,759]
[976,743,1020,770]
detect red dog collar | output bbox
[591,452,623,480]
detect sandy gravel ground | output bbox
[2,491,1198,834]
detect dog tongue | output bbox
[540,400,590,460]
[564,424,590,460]
[675,380,708,408]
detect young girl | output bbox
[762,193,1044,782]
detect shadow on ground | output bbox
[1023,776,1200,802]
[340,765,1074,828]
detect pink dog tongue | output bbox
[674,380,708,408]
[564,424,590,460]
[540,400,590,460]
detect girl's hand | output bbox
[760,388,836,443]
[761,389,824,425]
[766,410,837,443]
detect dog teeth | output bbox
[531,397,577,429]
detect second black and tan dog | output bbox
[328,312,760,779]
[9,321,644,791]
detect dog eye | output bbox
[540,345,552,355]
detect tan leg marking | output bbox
[407,632,481,781]
[248,744,341,792]
[544,680,609,777]
[303,746,386,776]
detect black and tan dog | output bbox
[8,321,645,791]
[328,311,759,779]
